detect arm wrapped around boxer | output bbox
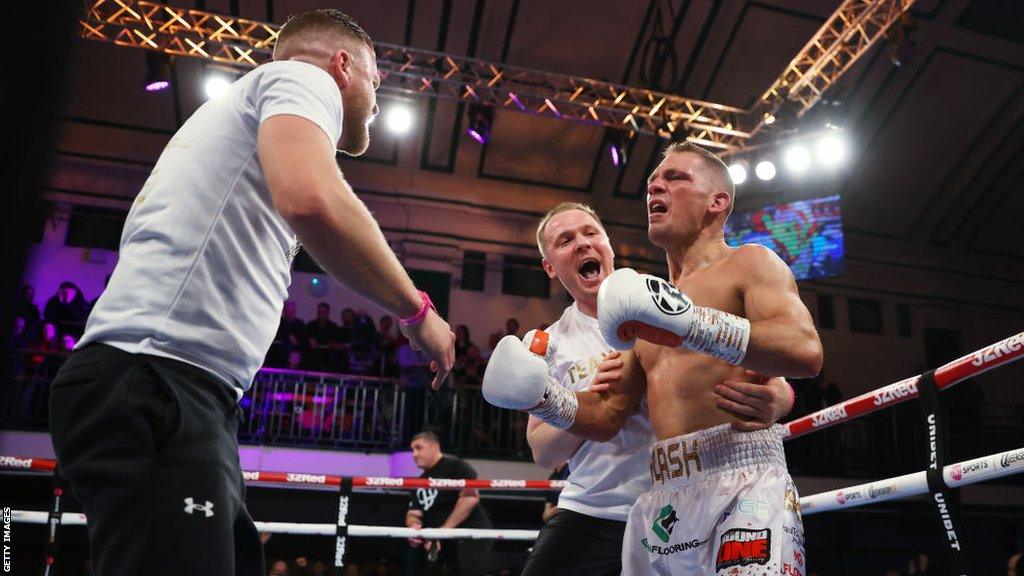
[597,267,750,364]
[482,331,578,429]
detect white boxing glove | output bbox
[597,268,750,364]
[482,332,578,429]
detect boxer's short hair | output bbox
[536,202,606,257]
[274,9,373,59]
[663,141,734,198]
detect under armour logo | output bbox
[416,488,438,512]
[646,277,691,316]
[183,497,215,518]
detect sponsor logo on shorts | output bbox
[782,563,804,575]
[872,378,917,406]
[649,439,702,484]
[287,473,327,484]
[716,528,771,571]
[641,535,710,556]
[784,483,801,518]
[364,477,405,487]
[645,277,691,316]
[811,404,847,428]
[726,498,772,522]
[1000,450,1024,470]
[783,524,805,549]
[651,504,678,543]
[970,333,1022,367]
[0,456,32,469]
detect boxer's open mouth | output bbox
[648,199,668,215]
[578,258,601,280]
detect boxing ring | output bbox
[4,330,1023,573]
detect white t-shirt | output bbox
[546,303,654,522]
[80,60,343,396]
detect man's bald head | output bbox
[273,9,373,63]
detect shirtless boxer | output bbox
[489,202,796,576]
[485,142,822,575]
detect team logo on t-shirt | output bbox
[651,504,678,543]
[645,277,691,316]
[715,528,771,571]
[415,488,438,511]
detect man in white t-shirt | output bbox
[494,203,794,576]
[48,10,455,576]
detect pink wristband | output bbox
[399,290,435,327]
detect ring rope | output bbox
[10,445,1023,533]
[784,330,1023,438]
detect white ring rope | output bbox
[13,446,1022,537]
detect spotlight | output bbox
[816,133,848,168]
[728,163,747,185]
[466,104,493,144]
[384,103,414,135]
[144,52,171,92]
[609,132,628,167]
[204,75,231,100]
[755,160,776,181]
[783,145,811,174]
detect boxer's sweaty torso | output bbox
[636,245,759,440]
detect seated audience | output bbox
[15,284,40,325]
[43,281,89,337]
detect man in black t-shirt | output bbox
[405,431,493,575]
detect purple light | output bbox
[145,80,170,92]
[467,127,487,144]
[610,144,621,166]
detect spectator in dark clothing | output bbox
[454,325,473,359]
[305,302,338,370]
[376,315,399,376]
[268,300,306,366]
[10,316,31,349]
[345,309,377,374]
[43,281,90,337]
[405,431,493,576]
[15,284,40,325]
[454,345,485,389]
[505,317,520,338]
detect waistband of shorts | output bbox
[648,423,785,489]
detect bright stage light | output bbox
[755,160,776,181]
[816,133,848,168]
[384,104,414,134]
[204,76,231,100]
[728,163,747,185]
[784,145,811,174]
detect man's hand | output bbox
[400,309,455,389]
[586,350,624,393]
[714,370,794,431]
[406,518,424,547]
[425,539,442,558]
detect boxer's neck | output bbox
[666,233,730,283]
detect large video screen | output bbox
[724,195,845,281]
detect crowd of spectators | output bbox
[266,300,526,391]
[10,282,99,379]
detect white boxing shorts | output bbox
[622,424,805,576]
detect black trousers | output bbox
[520,509,626,576]
[48,344,263,576]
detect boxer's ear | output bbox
[707,190,731,215]
[329,49,354,89]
